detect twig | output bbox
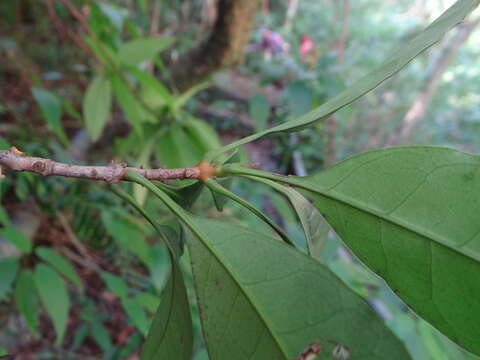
[0,148,200,183]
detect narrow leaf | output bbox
[206,0,480,162]
[83,76,112,142]
[0,258,19,301]
[34,264,70,345]
[35,247,82,289]
[101,272,129,298]
[122,297,150,336]
[32,88,68,145]
[15,270,39,336]
[247,177,332,259]
[118,37,174,66]
[111,75,144,138]
[141,265,193,360]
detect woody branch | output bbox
[0,148,200,183]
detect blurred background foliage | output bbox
[0,0,479,359]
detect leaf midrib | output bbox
[186,217,291,359]
[293,178,480,264]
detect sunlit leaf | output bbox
[118,37,173,66]
[111,75,144,138]
[32,88,68,145]
[83,76,112,142]
[34,263,70,345]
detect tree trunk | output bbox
[169,0,260,92]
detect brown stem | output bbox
[0,149,200,183]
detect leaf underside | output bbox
[294,147,480,356]
[186,217,411,359]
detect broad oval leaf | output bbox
[83,76,112,142]
[34,263,70,345]
[141,264,193,360]
[206,0,480,162]
[118,37,173,66]
[185,217,411,359]
[291,147,480,356]
[15,270,39,336]
[36,247,82,289]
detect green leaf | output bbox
[101,210,150,265]
[183,117,221,153]
[141,265,193,360]
[0,347,7,356]
[101,271,129,298]
[135,292,161,313]
[83,76,112,142]
[15,270,39,336]
[111,75,144,138]
[228,147,480,356]
[122,297,150,336]
[126,171,409,359]
[0,226,32,254]
[118,37,173,66]
[128,66,172,105]
[31,88,68,145]
[185,217,411,359]
[36,247,82,289]
[91,321,113,353]
[206,0,480,162]
[247,177,331,259]
[0,258,19,301]
[34,263,70,345]
[292,147,480,356]
[157,124,204,168]
[249,93,270,131]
